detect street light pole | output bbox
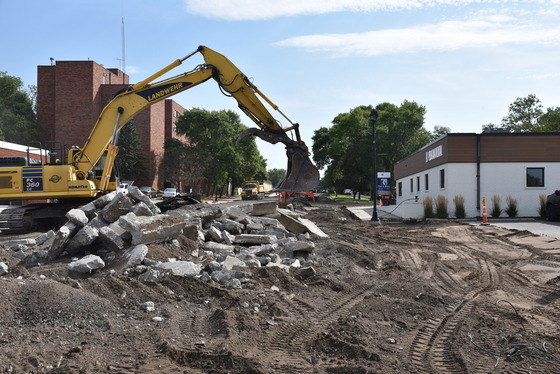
[370,109,379,222]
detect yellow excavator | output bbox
[0,46,319,232]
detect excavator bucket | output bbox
[277,146,320,191]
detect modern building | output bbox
[36,59,186,190]
[394,132,560,219]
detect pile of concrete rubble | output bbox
[1,186,329,289]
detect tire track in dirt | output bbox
[409,257,499,373]
[264,284,376,373]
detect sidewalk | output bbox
[347,204,560,240]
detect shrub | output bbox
[453,195,466,219]
[538,194,547,218]
[505,196,518,218]
[435,195,448,219]
[490,195,502,218]
[423,196,434,218]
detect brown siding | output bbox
[394,137,449,180]
[395,133,560,180]
[480,134,560,162]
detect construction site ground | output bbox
[1,199,560,373]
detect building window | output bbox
[425,174,429,190]
[526,167,544,187]
[440,169,445,189]
[416,176,420,192]
[410,178,413,193]
[398,182,402,197]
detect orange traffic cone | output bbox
[481,197,489,225]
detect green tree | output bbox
[0,72,41,144]
[268,168,287,188]
[172,108,267,194]
[115,120,147,181]
[482,94,560,133]
[313,101,430,195]
[540,107,560,132]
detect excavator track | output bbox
[0,203,82,234]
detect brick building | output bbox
[36,59,185,190]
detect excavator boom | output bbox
[0,46,319,232]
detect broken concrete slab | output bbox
[276,211,308,235]
[68,254,105,273]
[92,190,118,209]
[251,201,277,216]
[65,225,99,255]
[118,213,187,246]
[208,225,224,242]
[298,217,329,239]
[283,240,315,253]
[234,234,277,245]
[222,255,246,271]
[131,201,156,217]
[127,186,161,215]
[47,222,79,261]
[111,244,148,271]
[66,208,89,226]
[154,261,201,277]
[0,262,8,276]
[102,192,134,223]
[168,204,222,225]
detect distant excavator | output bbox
[0,46,320,232]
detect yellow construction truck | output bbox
[241,181,265,200]
[0,46,319,233]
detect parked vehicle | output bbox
[343,189,352,195]
[162,188,178,199]
[547,190,560,221]
[139,186,157,198]
[241,181,265,200]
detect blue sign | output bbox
[377,172,391,195]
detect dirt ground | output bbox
[1,201,560,373]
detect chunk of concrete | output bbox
[68,254,105,273]
[222,256,246,271]
[131,201,155,217]
[208,225,223,242]
[298,217,329,239]
[277,210,308,235]
[102,192,134,223]
[65,225,99,255]
[34,230,55,246]
[92,190,118,209]
[47,222,79,261]
[283,240,315,253]
[111,244,148,271]
[234,234,277,245]
[167,204,222,225]
[66,208,89,226]
[251,201,278,216]
[127,186,161,215]
[0,262,8,276]
[98,223,128,252]
[118,213,187,246]
[154,261,201,277]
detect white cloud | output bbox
[275,20,560,56]
[184,0,544,21]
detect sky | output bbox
[1,0,559,172]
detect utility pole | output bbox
[370,109,379,223]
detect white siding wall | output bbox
[396,162,560,219]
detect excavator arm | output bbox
[75,45,319,192]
